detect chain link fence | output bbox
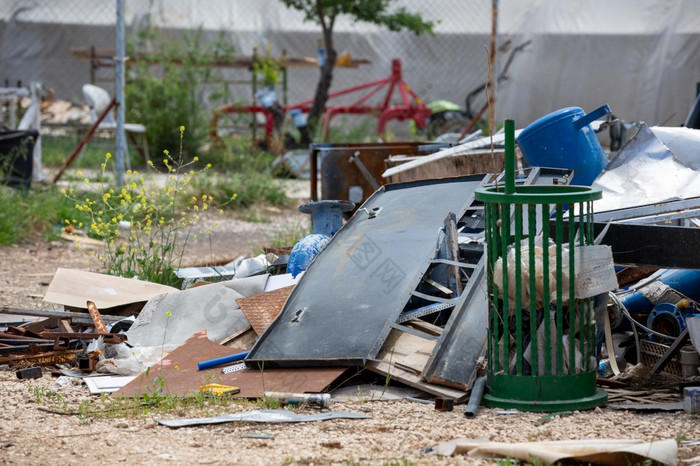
[1,0,495,131]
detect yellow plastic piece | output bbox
[199,384,240,396]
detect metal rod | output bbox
[115,0,125,186]
[504,119,515,194]
[0,306,124,324]
[87,301,109,334]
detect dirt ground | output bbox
[1,180,700,465]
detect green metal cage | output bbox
[473,120,608,412]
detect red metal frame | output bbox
[210,58,431,142]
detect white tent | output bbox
[1,0,700,127]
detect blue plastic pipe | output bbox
[198,351,249,371]
[620,269,700,314]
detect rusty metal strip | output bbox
[2,350,80,367]
[38,331,127,344]
[87,300,109,334]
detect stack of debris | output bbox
[3,109,700,428]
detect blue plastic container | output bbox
[517,105,611,186]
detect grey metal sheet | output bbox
[246,175,486,367]
[593,196,700,225]
[421,260,487,390]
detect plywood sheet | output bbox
[44,268,177,310]
[114,330,345,399]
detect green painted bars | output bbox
[473,119,608,411]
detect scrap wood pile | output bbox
[3,109,700,465]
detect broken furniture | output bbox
[475,120,610,411]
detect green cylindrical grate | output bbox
[474,121,607,412]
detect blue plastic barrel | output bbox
[517,105,611,186]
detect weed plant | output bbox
[63,127,224,286]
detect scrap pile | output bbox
[2,105,700,462]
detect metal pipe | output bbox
[504,119,515,194]
[198,351,249,371]
[464,376,487,418]
[114,0,126,186]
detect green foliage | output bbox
[41,134,142,170]
[267,221,310,249]
[126,27,234,159]
[324,116,378,143]
[141,370,166,407]
[189,171,288,211]
[62,129,221,286]
[0,185,90,245]
[254,45,282,87]
[280,0,434,36]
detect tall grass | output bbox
[0,185,91,245]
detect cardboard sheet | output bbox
[43,268,177,310]
[430,438,678,466]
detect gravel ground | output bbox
[1,179,700,465]
[0,369,699,465]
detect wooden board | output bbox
[44,268,177,310]
[365,328,467,402]
[114,330,345,399]
[385,149,512,184]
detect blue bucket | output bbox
[517,105,610,186]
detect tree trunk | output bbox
[308,25,336,135]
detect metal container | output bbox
[475,120,607,412]
[517,105,610,186]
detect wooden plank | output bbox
[385,150,508,184]
[57,319,74,333]
[365,328,467,401]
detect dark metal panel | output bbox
[319,143,427,205]
[247,175,487,367]
[591,222,700,268]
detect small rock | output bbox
[116,421,129,429]
[594,407,603,414]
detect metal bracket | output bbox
[397,301,456,323]
[358,206,382,219]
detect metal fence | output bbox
[1,0,499,137]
